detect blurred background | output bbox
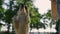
[0,0,57,34]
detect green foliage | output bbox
[4,10,15,23]
[0,0,4,30]
[0,0,49,30]
[50,19,55,28]
[0,0,4,19]
[41,10,54,28]
[45,10,52,20]
[18,0,31,3]
[0,0,3,5]
[30,8,41,23]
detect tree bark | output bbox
[51,0,58,20]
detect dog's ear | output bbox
[24,5,29,15]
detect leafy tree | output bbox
[0,0,51,34]
[44,10,53,28]
[43,10,54,28]
[0,0,4,31]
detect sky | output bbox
[33,0,51,14]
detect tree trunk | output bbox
[51,0,58,20]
